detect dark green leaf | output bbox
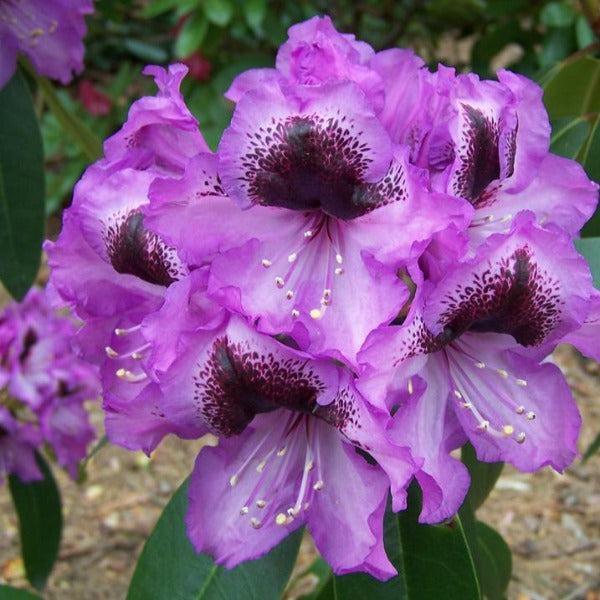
[475,521,512,600]
[333,485,480,600]
[127,479,302,600]
[550,117,591,158]
[582,431,600,462]
[121,39,169,63]
[0,71,44,300]
[142,0,184,17]
[540,2,576,27]
[575,238,600,286]
[8,453,62,590]
[243,0,267,31]
[543,56,600,118]
[461,443,504,511]
[539,27,577,68]
[0,585,43,600]
[203,0,233,26]
[175,10,209,58]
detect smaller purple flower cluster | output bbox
[46,16,600,579]
[0,288,98,483]
[0,0,92,89]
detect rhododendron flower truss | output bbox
[0,0,93,88]
[359,216,597,523]
[147,82,471,364]
[137,275,417,578]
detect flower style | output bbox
[358,214,596,522]
[0,0,93,88]
[0,288,98,481]
[45,64,209,453]
[138,272,416,579]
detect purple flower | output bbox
[0,288,98,481]
[358,214,596,522]
[45,65,210,453]
[147,81,470,365]
[137,271,416,579]
[0,0,93,88]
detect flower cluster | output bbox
[0,288,98,483]
[46,16,600,579]
[0,0,92,89]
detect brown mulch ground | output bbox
[1,346,599,600]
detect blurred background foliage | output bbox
[40,0,600,230]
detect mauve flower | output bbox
[358,214,596,522]
[0,288,98,481]
[45,65,210,453]
[136,271,416,579]
[0,0,93,88]
[146,79,470,365]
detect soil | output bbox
[1,346,599,600]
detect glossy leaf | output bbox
[127,479,302,600]
[574,237,600,287]
[542,56,600,118]
[8,453,62,591]
[474,521,512,600]
[0,586,43,600]
[0,71,44,301]
[333,486,480,600]
[550,117,591,158]
[175,10,209,58]
[461,443,504,512]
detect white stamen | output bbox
[496,369,508,378]
[454,389,463,399]
[240,506,249,515]
[304,230,313,238]
[115,368,147,383]
[516,378,527,387]
[477,420,490,431]
[335,253,343,264]
[250,518,262,529]
[515,405,525,414]
[313,480,324,491]
[285,290,294,300]
[334,267,344,276]
[502,425,514,436]
[526,411,536,420]
[500,214,513,223]
[291,309,300,318]
[516,432,526,443]
[408,379,414,395]
[256,499,266,508]
[277,447,287,457]
[256,459,267,473]
[261,259,272,268]
[276,513,287,525]
[115,324,142,336]
[105,346,119,359]
[275,276,285,288]
[229,474,238,487]
[288,253,297,263]
[474,361,486,369]
[461,401,472,409]
[323,289,332,299]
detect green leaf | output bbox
[461,443,504,511]
[8,453,62,591]
[296,558,333,600]
[543,56,600,118]
[122,39,169,63]
[127,479,302,600]
[550,117,591,158]
[582,431,600,462]
[202,0,233,26]
[0,71,44,300]
[22,67,103,162]
[142,0,185,17]
[575,237,600,286]
[175,10,209,58]
[243,0,267,31]
[540,2,576,27]
[576,15,596,49]
[0,585,43,600]
[474,521,512,600]
[333,485,480,600]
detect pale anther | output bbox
[335,254,343,264]
[334,267,344,276]
[276,513,287,525]
[503,425,514,436]
[105,346,119,359]
[261,259,272,268]
[288,253,297,263]
[256,459,267,473]
[453,390,463,399]
[516,379,527,387]
[497,369,508,378]
[131,352,144,360]
[256,499,266,509]
[477,420,490,431]
[407,379,414,395]
[461,402,472,409]
[240,506,249,515]
[515,406,525,414]
[304,230,313,238]
[516,432,526,443]
[250,518,262,529]
[323,289,332,298]
[313,480,324,491]
[275,276,285,288]
[277,447,287,457]
[286,290,294,300]
[526,411,536,420]
[310,309,322,320]
[229,474,238,487]
[475,361,485,369]
[291,309,300,318]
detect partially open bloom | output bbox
[0,288,98,481]
[0,0,93,88]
